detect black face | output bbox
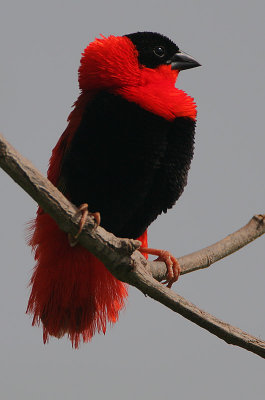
[125,31,180,69]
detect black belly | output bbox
[60,91,195,239]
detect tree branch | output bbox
[0,132,265,358]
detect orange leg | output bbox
[68,203,101,247]
[140,247,181,289]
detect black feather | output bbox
[60,91,195,239]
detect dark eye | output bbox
[153,46,165,58]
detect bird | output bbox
[27,31,200,348]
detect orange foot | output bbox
[140,247,181,289]
[68,203,101,247]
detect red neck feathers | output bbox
[79,35,197,121]
[48,35,197,186]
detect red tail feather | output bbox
[27,213,130,348]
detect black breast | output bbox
[60,91,195,239]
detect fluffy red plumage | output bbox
[27,33,198,347]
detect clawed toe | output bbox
[68,203,101,247]
[139,247,180,288]
[156,250,180,288]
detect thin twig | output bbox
[150,214,265,280]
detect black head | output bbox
[125,31,200,71]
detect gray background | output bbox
[1,0,265,399]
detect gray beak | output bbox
[169,51,201,71]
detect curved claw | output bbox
[68,203,101,247]
[139,247,181,288]
[155,250,180,288]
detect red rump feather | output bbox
[27,85,148,348]
[26,91,138,347]
[27,213,129,348]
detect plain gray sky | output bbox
[1,0,265,399]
